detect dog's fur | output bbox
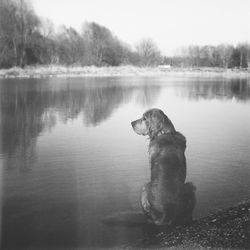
[131,108,195,226]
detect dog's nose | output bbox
[131,121,135,127]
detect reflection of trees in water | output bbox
[1,79,160,161]
[1,77,249,162]
[2,77,249,169]
[136,85,161,107]
[176,78,250,101]
[1,81,51,167]
[228,79,250,100]
[83,86,132,126]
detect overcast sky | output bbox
[32,0,250,55]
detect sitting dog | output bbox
[131,108,195,226]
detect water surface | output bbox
[1,76,250,249]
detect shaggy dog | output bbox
[131,109,195,226]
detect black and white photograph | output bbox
[0,0,250,249]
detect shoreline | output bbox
[0,65,250,79]
[126,200,250,249]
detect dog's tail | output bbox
[102,211,147,227]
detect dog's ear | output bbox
[148,121,160,140]
[161,113,175,133]
[148,111,175,140]
[148,111,165,139]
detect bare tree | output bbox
[82,22,128,66]
[18,0,40,67]
[136,38,162,66]
[0,0,19,66]
[55,26,85,65]
[0,0,39,67]
[217,44,234,68]
[237,43,249,69]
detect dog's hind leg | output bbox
[141,183,151,215]
[141,183,169,225]
[141,183,157,223]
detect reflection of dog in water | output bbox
[131,109,196,226]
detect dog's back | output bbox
[149,132,187,184]
[146,132,188,225]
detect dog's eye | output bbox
[142,116,146,121]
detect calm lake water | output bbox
[1,76,250,249]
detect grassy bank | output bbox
[0,65,250,79]
[126,200,250,249]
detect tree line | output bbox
[0,0,249,69]
[0,0,162,68]
[164,44,250,69]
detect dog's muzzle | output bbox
[131,121,136,128]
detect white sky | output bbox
[32,0,250,55]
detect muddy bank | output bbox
[125,200,250,249]
[0,65,250,79]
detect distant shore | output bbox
[126,200,250,249]
[0,65,250,79]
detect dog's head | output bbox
[131,108,176,140]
